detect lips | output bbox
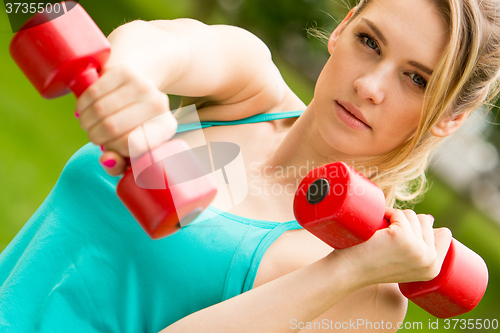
[337,101,371,129]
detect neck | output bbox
[254,101,352,188]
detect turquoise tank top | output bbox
[0,110,304,333]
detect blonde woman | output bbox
[0,0,499,332]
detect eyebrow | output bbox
[407,60,434,76]
[361,18,434,76]
[361,18,387,45]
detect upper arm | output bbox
[297,284,408,333]
[148,19,290,117]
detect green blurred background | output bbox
[1,0,499,331]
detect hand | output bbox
[336,209,453,286]
[75,63,178,176]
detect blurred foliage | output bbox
[1,0,500,331]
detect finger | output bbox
[100,132,131,157]
[100,110,178,158]
[384,207,398,221]
[402,209,423,240]
[75,65,136,113]
[99,151,128,176]
[418,214,435,247]
[78,83,141,132]
[87,99,171,146]
[433,227,453,267]
[78,71,164,131]
[385,209,410,234]
[139,111,178,154]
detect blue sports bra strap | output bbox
[176,110,304,134]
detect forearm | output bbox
[160,251,365,333]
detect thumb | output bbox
[99,150,128,176]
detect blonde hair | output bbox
[337,0,500,207]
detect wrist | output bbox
[325,248,370,293]
[326,247,374,290]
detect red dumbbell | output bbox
[9,1,217,239]
[293,162,488,318]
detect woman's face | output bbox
[312,0,449,160]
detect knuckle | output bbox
[166,112,178,132]
[421,213,435,224]
[77,118,88,132]
[122,64,136,78]
[86,131,100,146]
[127,128,149,157]
[156,111,177,136]
[91,101,106,117]
[442,227,453,238]
[86,85,100,101]
[423,264,440,281]
[398,237,415,255]
[150,94,168,111]
[81,122,91,133]
[102,118,119,137]
[111,142,129,157]
[435,227,453,241]
[128,133,146,153]
[416,213,428,220]
[115,63,134,80]
[134,77,152,94]
[424,251,438,267]
[404,209,417,218]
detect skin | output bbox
[259,0,464,178]
[315,0,450,158]
[72,0,468,331]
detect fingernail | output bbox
[102,159,116,168]
[75,110,80,118]
[100,145,105,152]
[428,214,435,224]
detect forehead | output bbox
[350,0,450,66]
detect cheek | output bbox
[379,102,422,143]
[324,40,361,77]
[330,43,361,76]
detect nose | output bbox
[353,66,388,104]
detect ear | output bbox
[328,8,357,54]
[430,110,471,137]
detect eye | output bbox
[356,32,380,54]
[408,73,427,89]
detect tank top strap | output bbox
[176,110,304,133]
[241,220,303,293]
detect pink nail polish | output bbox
[100,145,105,152]
[75,110,80,118]
[102,159,116,168]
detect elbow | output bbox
[379,283,409,332]
[107,19,151,41]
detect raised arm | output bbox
[106,19,288,115]
[159,211,452,333]
[74,19,300,175]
